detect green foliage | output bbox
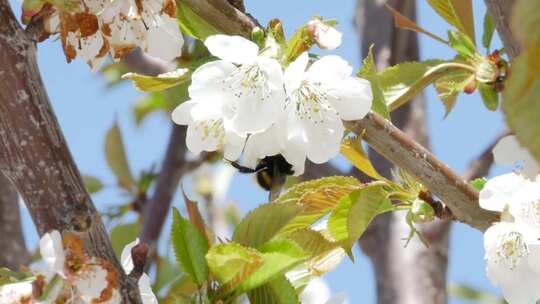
[448,30,477,59]
[341,137,385,180]
[248,276,300,304]
[105,122,136,190]
[122,68,190,93]
[206,242,263,289]
[171,208,209,286]
[358,45,390,119]
[176,0,219,40]
[477,82,499,111]
[448,283,506,304]
[482,12,496,51]
[82,175,103,194]
[427,0,476,42]
[110,222,140,257]
[0,268,34,286]
[470,178,488,191]
[433,70,472,116]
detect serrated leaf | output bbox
[182,188,211,245]
[248,276,300,304]
[427,0,475,43]
[206,242,263,289]
[176,0,219,40]
[110,222,140,257]
[171,208,209,286]
[122,68,190,93]
[328,184,393,248]
[236,240,308,293]
[341,137,384,180]
[384,4,447,45]
[232,202,301,248]
[433,70,473,116]
[358,45,390,119]
[284,229,339,259]
[482,12,495,51]
[448,30,477,59]
[83,175,103,194]
[478,82,499,111]
[105,122,135,190]
[275,176,360,205]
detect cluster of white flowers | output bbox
[171,34,373,175]
[0,230,156,303]
[480,135,540,303]
[41,0,183,69]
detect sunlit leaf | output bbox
[105,122,135,190]
[433,69,473,116]
[448,30,477,59]
[176,0,219,40]
[478,82,499,111]
[358,45,390,119]
[469,178,488,191]
[182,188,211,245]
[110,222,140,257]
[341,137,384,180]
[248,276,299,304]
[482,12,495,51]
[171,208,209,286]
[384,4,447,45]
[448,283,506,304]
[82,175,103,194]
[122,68,190,93]
[427,0,476,43]
[275,176,360,205]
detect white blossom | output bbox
[39,230,66,278]
[121,239,158,304]
[299,277,347,304]
[0,281,34,303]
[493,135,539,180]
[307,19,343,50]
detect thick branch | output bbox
[0,1,140,302]
[484,0,520,59]
[347,114,499,231]
[0,173,30,270]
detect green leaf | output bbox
[171,208,209,286]
[469,178,488,191]
[448,283,506,304]
[284,229,340,261]
[82,175,103,194]
[110,222,140,257]
[237,240,308,293]
[248,276,300,304]
[155,258,181,292]
[478,82,499,111]
[176,0,219,40]
[105,122,135,190]
[384,4,448,45]
[275,176,360,205]
[433,69,473,116]
[427,0,476,43]
[482,12,496,51]
[206,243,263,288]
[232,202,301,248]
[448,30,477,59]
[358,45,390,119]
[328,184,393,248]
[122,68,190,93]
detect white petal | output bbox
[327,77,372,121]
[493,135,539,180]
[138,274,158,304]
[299,277,331,304]
[189,60,235,99]
[284,52,309,94]
[144,16,183,62]
[121,238,140,273]
[172,100,196,125]
[223,129,246,161]
[307,19,343,50]
[204,35,259,64]
[325,293,347,304]
[307,55,352,86]
[243,123,284,168]
[0,282,33,303]
[508,181,540,231]
[479,173,529,212]
[74,265,109,302]
[185,120,223,154]
[39,230,65,277]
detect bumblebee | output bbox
[230,155,294,191]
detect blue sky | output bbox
[9,0,509,302]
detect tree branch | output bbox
[0,1,141,301]
[347,114,499,231]
[0,173,30,270]
[484,0,520,59]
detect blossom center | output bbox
[495,231,529,270]
[224,64,271,101]
[194,119,224,144]
[289,81,331,124]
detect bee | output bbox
[229,155,294,191]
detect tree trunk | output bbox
[355,1,450,303]
[0,1,141,302]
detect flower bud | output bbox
[307,18,342,50]
[410,199,435,223]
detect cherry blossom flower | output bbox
[245,52,372,174]
[493,135,539,180]
[299,277,347,304]
[307,18,343,50]
[0,281,34,303]
[121,239,157,304]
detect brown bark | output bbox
[0,1,141,302]
[484,0,520,59]
[0,173,30,270]
[355,1,449,303]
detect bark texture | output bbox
[0,173,30,270]
[355,1,450,303]
[484,0,520,59]
[0,1,141,302]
